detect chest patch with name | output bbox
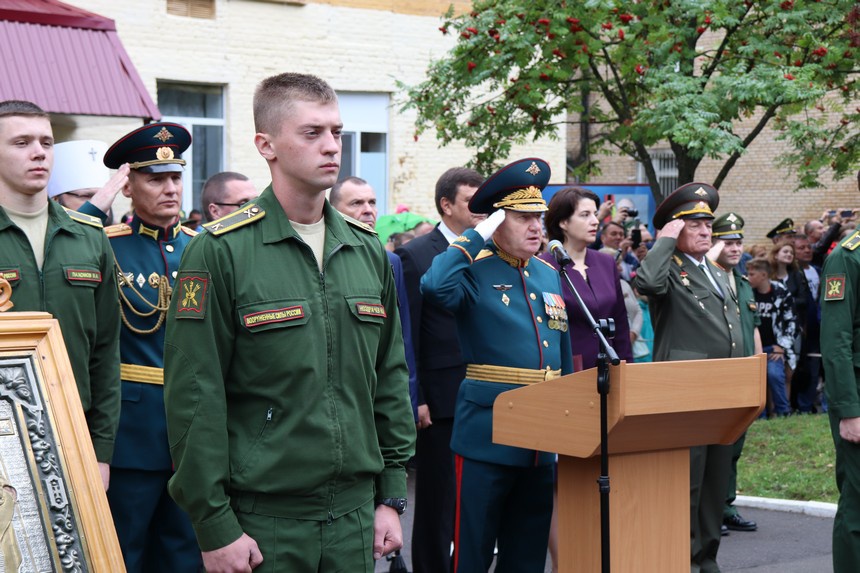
[66,269,101,283]
[176,274,208,319]
[824,274,846,301]
[355,303,387,318]
[0,270,19,282]
[243,306,305,328]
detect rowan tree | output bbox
[402,0,860,202]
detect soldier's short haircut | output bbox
[434,167,484,217]
[329,176,369,208]
[0,100,48,119]
[201,171,251,222]
[746,258,770,274]
[253,73,337,135]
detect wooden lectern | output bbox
[493,355,766,573]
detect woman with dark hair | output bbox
[538,187,634,371]
[539,187,634,572]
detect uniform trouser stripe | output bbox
[453,454,464,573]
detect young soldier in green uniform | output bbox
[421,158,573,573]
[822,225,860,573]
[710,213,761,534]
[164,73,416,573]
[0,100,120,491]
[634,183,742,573]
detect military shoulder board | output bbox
[64,207,103,228]
[340,213,377,235]
[841,231,860,251]
[204,204,265,236]
[105,223,132,238]
[475,249,494,261]
[534,257,555,269]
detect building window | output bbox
[157,82,225,215]
[167,0,215,19]
[337,93,389,213]
[638,149,678,197]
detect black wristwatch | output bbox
[376,497,407,515]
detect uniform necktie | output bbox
[699,263,723,297]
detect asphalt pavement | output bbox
[375,469,836,573]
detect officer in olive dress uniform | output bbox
[821,228,860,573]
[421,158,573,573]
[633,183,743,573]
[101,123,202,573]
[711,213,760,533]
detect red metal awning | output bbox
[0,0,160,120]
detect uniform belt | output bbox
[465,364,561,385]
[120,363,164,385]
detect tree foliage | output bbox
[402,0,860,201]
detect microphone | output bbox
[547,240,572,267]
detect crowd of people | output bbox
[1,72,859,573]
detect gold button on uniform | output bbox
[165,244,175,253]
[543,340,549,348]
[537,317,543,323]
[530,293,536,300]
[524,270,530,277]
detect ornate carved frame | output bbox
[0,310,124,572]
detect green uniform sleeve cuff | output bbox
[375,467,408,500]
[832,404,860,420]
[192,507,245,552]
[91,439,114,464]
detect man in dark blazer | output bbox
[395,167,484,573]
[634,183,743,573]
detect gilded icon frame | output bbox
[0,311,125,572]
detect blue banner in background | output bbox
[543,183,656,232]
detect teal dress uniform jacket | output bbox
[421,229,573,467]
[0,202,120,462]
[107,216,196,470]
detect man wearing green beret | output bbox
[710,212,761,534]
[634,182,743,573]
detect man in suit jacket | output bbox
[395,167,484,573]
[634,183,743,573]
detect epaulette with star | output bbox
[204,204,265,236]
[534,256,555,269]
[340,213,377,235]
[63,207,103,228]
[105,223,132,238]
[841,231,860,251]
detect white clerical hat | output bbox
[47,140,110,198]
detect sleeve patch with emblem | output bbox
[176,273,209,318]
[355,302,387,318]
[824,274,846,301]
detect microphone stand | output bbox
[556,258,620,573]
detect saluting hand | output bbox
[657,219,686,240]
[202,533,264,573]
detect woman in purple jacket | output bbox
[539,187,634,371]
[540,187,635,572]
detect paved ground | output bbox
[375,468,836,572]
